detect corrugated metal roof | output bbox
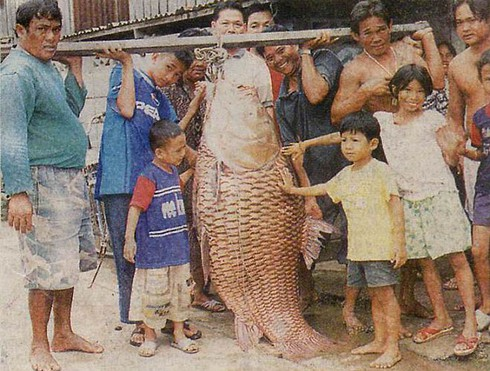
[63,0,273,41]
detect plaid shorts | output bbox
[19,166,97,290]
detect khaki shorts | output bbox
[19,166,97,290]
[130,263,192,329]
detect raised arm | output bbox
[98,48,135,119]
[282,132,341,160]
[412,28,445,90]
[178,82,206,131]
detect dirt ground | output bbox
[0,221,488,371]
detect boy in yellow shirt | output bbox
[281,111,407,369]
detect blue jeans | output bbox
[102,194,137,324]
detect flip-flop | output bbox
[171,338,199,354]
[475,309,490,331]
[412,326,454,344]
[454,333,480,357]
[161,320,202,340]
[129,326,145,347]
[138,340,158,357]
[192,299,226,313]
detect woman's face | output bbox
[438,44,455,76]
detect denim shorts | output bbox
[473,192,490,227]
[18,166,97,290]
[347,260,399,288]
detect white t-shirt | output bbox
[375,110,456,201]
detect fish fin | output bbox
[302,217,339,270]
[235,317,263,352]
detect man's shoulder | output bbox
[1,51,36,77]
[451,49,476,69]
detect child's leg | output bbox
[399,260,433,319]
[448,252,477,338]
[138,324,157,357]
[472,225,490,315]
[343,286,369,334]
[417,258,452,329]
[369,287,402,369]
[351,288,387,355]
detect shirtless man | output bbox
[447,0,490,334]
[331,0,444,124]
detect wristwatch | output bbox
[299,48,312,56]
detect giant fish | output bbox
[194,77,337,360]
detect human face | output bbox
[397,79,426,114]
[480,64,490,95]
[455,3,490,46]
[438,44,455,75]
[211,9,245,36]
[247,11,273,34]
[184,59,207,83]
[353,16,392,56]
[155,134,187,168]
[148,54,186,87]
[341,130,377,167]
[16,17,62,61]
[262,45,300,77]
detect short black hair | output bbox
[389,64,433,99]
[477,49,490,80]
[178,27,213,38]
[173,50,194,70]
[149,120,184,152]
[437,40,457,57]
[453,0,490,23]
[339,111,381,141]
[255,24,291,57]
[245,2,272,22]
[212,1,244,21]
[16,0,62,30]
[350,0,391,35]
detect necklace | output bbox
[363,47,398,77]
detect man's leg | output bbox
[51,287,103,353]
[29,289,60,371]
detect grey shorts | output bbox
[473,192,490,227]
[347,260,399,288]
[19,166,97,290]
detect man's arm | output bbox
[60,57,88,116]
[412,29,445,90]
[300,52,330,105]
[446,63,466,137]
[331,64,389,125]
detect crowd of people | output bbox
[1,0,489,370]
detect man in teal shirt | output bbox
[0,1,103,370]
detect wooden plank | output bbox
[0,22,429,57]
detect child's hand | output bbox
[192,82,207,105]
[279,168,294,193]
[282,142,305,161]
[392,245,407,269]
[124,239,137,264]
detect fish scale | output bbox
[195,140,336,359]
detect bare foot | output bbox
[399,326,412,340]
[343,312,371,335]
[370,350,402,369]
[351,341,385,355]
[51,333,104,353]
[30,346,60,371]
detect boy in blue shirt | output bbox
[124,120,197,357]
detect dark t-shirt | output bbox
[472,105,490,195]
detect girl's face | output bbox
[438,44,455,75]
[397,79,426,114]
[480,64,490,96]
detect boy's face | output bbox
[341,130,377,164]
[263,44,300,77]
[212,9,245,36]
[352,16,392,57]
[16,17,62,61]
[247,11,273,34]
[438,44,455,75]
[397,79,426,113]
[455,3,490,46]
[480,64,490,95]
[155,134,187,167]
[148,54,186,87]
